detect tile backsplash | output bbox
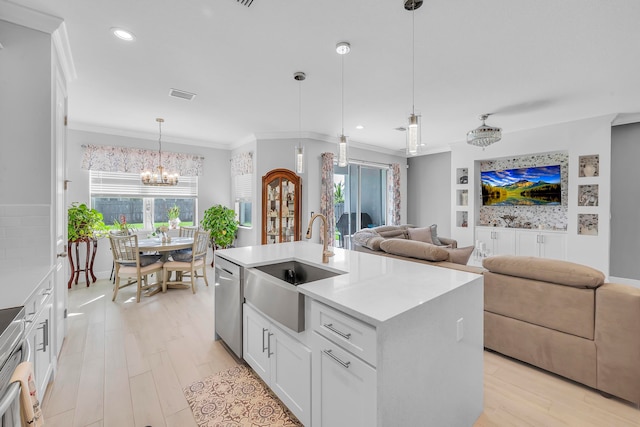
[0,204,51,269]
[478,152,569,230]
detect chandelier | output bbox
[466,114,502,148]
[141,118,179,186]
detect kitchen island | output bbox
[215,241,483,427]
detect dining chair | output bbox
[109,234,164,303]
[179,225,200,238]
[162,231,209,294]
[108,229,128,283]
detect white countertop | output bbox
[215,242,482,326]
[1,265,54,309]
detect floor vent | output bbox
[236,0,254,6]
[169,88,196,101]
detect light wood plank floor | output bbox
[42,270,640,427]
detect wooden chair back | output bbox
[109,234,140,265]
[179,226,200,238]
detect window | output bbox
[90,171,198,230]
[234,173,253,228]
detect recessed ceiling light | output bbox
[111,28,135,42]
[356,125,364,130]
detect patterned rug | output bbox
[183,364,303,427]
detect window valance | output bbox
[231,151,253,177]
[81,144,204,177]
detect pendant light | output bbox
[406,0,422,156]
[294,72,306,174]
[336,41,350,167]
[141,118,179,186]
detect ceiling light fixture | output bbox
[405,0,422,156]
[141,118,179,186]
[466,114,502,149]
[337,41,350,167]
[294,72,306,174]
[356,125,364,130]
[111,27,135,42]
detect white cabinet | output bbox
[476,227,516,257]
[311,332,376,427]
[477,227,567,261]
[243,303,311,426]
[24,273,55,399]
[310,300,377,427]
[515,230,567,260]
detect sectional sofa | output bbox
[353,226,640,405]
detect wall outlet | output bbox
[456,318,464,342]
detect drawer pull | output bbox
[323,349,351,369]
[323,323,351,340]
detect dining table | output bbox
[135,236,194,295]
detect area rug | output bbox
[183,364,303,427]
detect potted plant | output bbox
[201,204,239,250]
[68,202,108,242]
[168,204,181,229]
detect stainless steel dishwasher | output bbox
[214,255,243,358]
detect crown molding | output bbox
[252,130,407,157]
[0,1,62,34]
[52,22,77,82]
[69,121,231,150]
[612,112,640,126]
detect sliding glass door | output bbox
[334,163,388,249]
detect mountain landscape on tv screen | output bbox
[481,165,562,206]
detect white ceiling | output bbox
[10,0,640,155]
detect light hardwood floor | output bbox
[42,270,640,427]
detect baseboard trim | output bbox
[609,276,640,289]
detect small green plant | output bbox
[201,204,239,249]
[334,182,345,204]
[68,202,108,241]
[168,204,180,220]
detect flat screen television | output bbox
[481,165,562,206]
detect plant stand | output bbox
[68,238,98,288]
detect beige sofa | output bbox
[482,256,640,405]
[352,225,483,274]
[354,228,640,404]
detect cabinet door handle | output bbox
[323,349,351,369]
[323,323,351,340]
[262,328,268,353]
[44,318,49,350]
[37,321,47,352]
[267,332,274,358]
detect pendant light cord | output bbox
[412,1,415,115]
[158,119,162,168]
[341,53,345,136]
[299,78,302,146]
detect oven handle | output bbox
[0,339,31,417]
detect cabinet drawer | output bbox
[310,300,377,366]
[24,277,54,329]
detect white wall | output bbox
[66,129,231,278]
[449,115,614,275]
[407,151,452,235]
[0,20,51,204]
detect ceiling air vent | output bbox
[169,88,196,101]
[237,0,254,6]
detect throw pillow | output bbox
[407,227,434,244]
[379,239,449,262]
[443,245,475,265]
[122,254,162,267]
[428,224,442,246]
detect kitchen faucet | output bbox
[305,213,334,263]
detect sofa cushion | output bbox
[484,270,596,340]
[443,245,475,265]
[379,239,449,262]
[482,255,605,289]
[377,229,406,239]
[407,227,435,244]
[364,236,386,251]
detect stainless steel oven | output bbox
[0,307,28,427]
